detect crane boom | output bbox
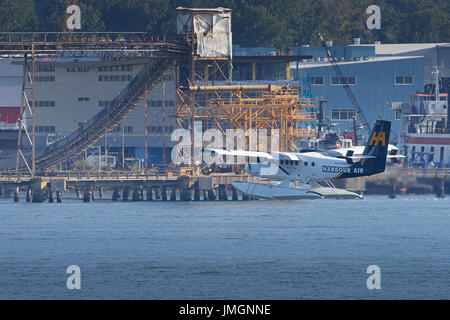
[318,33,371,144]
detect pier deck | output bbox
[0,171,258,202]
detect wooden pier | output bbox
[2,167,449,202]
[0,171,258,203]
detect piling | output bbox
[193,182,200,201]
[170,187,177,201]
[32,190,44,203]
[122,188,130,201]
[146,186,153,201]
[14,187,19,202]
[232,187,238,201]
[161,187,167,201]
[48,191,54,203]
[388,178,396,199]
[434,178,446,198]
[242,194,249,201]
[83,190,93,203]
[207,189,216,201]
[56,191,63,203]
[180,188,191,201]
[26,188,32,202]
[219,184,228,201]
[32,179,45,203]
[203,190,208,201]
[98,187,103,199]
[154,187,161,200]
[76,189,81,199]
[112,188,120,201]
[132,188,141,201]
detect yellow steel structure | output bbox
[176,85,317,152]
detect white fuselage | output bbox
[245,152,359,182]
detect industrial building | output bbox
[290,41,450,141]
[1,12,448,168]
[0,44,436,165]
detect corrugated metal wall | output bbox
[297,57,425,142]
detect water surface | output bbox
[0,195,449,299]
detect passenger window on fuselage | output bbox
[304,161,308,166]
[280,160,284,165]
[290,160,294,166]
[312,162,315,167]
[295,161,299,166]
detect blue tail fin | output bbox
[362,120,391,175]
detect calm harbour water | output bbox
[0,194,449,299]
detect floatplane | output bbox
[209,120,393,200]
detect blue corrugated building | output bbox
[232,44,426,144]
[294,55,424,142]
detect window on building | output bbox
[67,67,90,72]
[310,76,324,85]
[331,76,356,85]
[99,65,133,72]
[112,126,133,133]
[99,74,133,82]
[78,97,90,102]
[30,100,56,107]
[35,76,55,82]
[37,66,55,72]
[395,76,414,85]
[331,109,356,120]
[37,126,56,133]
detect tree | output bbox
[0,0,37,32]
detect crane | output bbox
[318,33,371,145]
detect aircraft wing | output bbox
[387,154,406,159]
[347,155,376,160]
[206,149,300,161]
[206,148,274,160]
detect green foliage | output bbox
[0,0,37,32]
[0,0,449,48]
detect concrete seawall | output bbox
[334,167,449,198]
